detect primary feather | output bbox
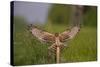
[28,24,55,43]
[28,24,80,44]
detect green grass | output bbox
[13,6,97,65]
[61,27,97,62]
[13,22,97,65]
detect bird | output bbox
[27,24,80,50]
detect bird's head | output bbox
[55,33,59,37]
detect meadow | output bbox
[13,5,97,65]
[13,18,97,65]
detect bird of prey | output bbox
[27,24,80,50]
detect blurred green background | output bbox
[13,4,97,66]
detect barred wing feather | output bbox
[30,26,55,43]
[67,26,80,39]
[60,26,80,42]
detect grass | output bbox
[13,22,97,65]
[61,27,97,62]
[13,6,97,65]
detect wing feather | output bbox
[28,25,55,43]
[59,26,80,42]
[67,26,80,39]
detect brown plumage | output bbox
[27,24,80,47]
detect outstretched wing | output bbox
[28,24,55,43]
[59,26,80,42]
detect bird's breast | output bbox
[55,37,61,45]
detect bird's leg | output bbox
[55,43,67,63]
[56,45,60,63]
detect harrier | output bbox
[27,24,80,50]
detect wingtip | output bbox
[27,24,33,30]
[27,24,38,30]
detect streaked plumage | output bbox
[27,24,80,49]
